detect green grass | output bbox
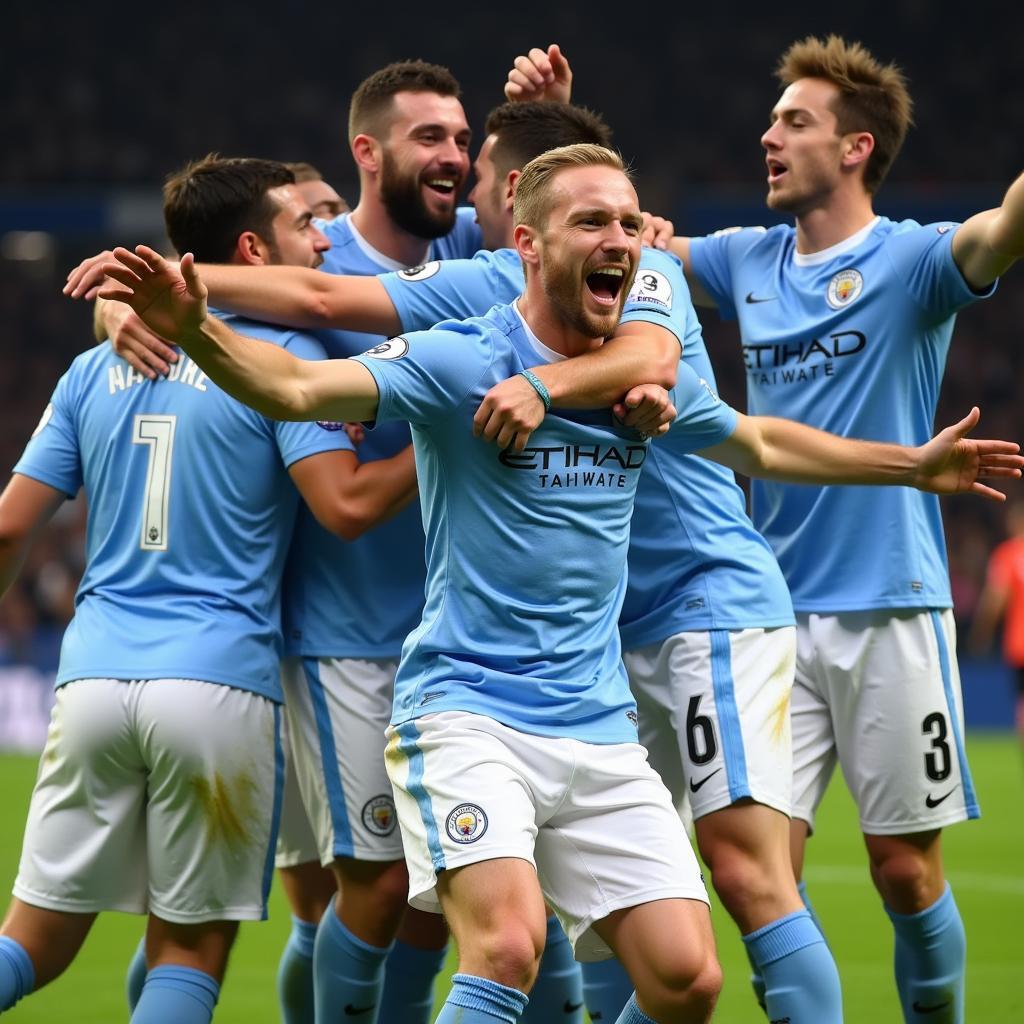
[2,734,1022,1022]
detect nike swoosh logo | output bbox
[745,291,777,303]
[912,999,951,1013]
[344,1006,376,1016]
[925,787,958,808]
[564,1000,584,1013]
[690,767,722,793]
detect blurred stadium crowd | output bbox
[2,1,1022,683]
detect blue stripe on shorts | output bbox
[709,630,751,802]
[395,721,445,872]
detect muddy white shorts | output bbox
[624,627,796,820]
[15,677,283,923]
[275,706,322,869]
[385,711,709,961]
[281,656,402,864]
[790,609,980,835]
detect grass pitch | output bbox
[1,733,1021,1022]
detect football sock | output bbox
[277,915,318,1024]
[612,993,656,1023]
[379,937,448,1024]
[126,935,148,1011]
[314,902,392,1022]
[798,878,831,948]
[434,973,528,1023]
[521,916,584,1022]
[129,965,219,1024]
[886,884,965,1023]
[0,935,35,1012]
[581,956,634,1021]
[743,909,842,1022]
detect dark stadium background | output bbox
[2,0,1022,733]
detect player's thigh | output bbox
[535,740,709,963]
[625,628,795,821]
[282,656,402,864]
[817,609,979,835]
[14,679,148,915]
[385,712,564,915]
[139,679,283,923]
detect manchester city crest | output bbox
[825,268,864,309]
[445,803,488,844]
[362,795,397,837]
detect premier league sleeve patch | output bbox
[360,337,409,360]
[445,803,488,844]
[397,261,441,282]
[626,270,674,310]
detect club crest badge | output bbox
[446,803,488,844]
[397,261,441,281]
[362,795,397,836]
[825,268,864,309]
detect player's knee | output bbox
[465,918,544,991]
[637,951,722,1023]
[704,848,777,921]
[869,847,943,912]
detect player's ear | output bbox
[514,223,540,268]
[351,133,382,175]
[842,131,874,174]
[504,169,521,211]
[236,231,271,266]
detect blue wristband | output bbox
[519,369,551,411]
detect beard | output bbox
[379,148,457,240]
[540,254,627,340]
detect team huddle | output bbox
[1,34,1023,1024]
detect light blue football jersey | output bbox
[284,208,482,657]
[689,217,996,612]
[380,247,794,647]
[352,302,737,744]
[13,316,351,700]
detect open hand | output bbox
[504,44,573,104]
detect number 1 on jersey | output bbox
[132,414,177,551]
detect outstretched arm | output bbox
[952,169,1024,290]
[504,44,573,103]
[0,475,67,598]
[700,407,1022,498]
[97,246,380,423]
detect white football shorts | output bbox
[385,711,709,962]
[15,678,283,923]
[281,656,402,864]
[275,705,322,869]
[624,627,796,820]
[791,609,980,835]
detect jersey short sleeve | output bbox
[884,222,997,316]
[619,248,693,353]
[270,329,355,467]
[688,227,769,321]
[351,320,495,426]
[379,249,523,331]
[666,364,738,450]
[14,368,83,497]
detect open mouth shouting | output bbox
[766,157,788,185]
[585,265,628,308]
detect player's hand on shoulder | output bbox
[640,212,674,251]
[473,372,548,451]
[614,384,676,438]
[98,246,208,344]
[914,407,1023,500]
[106,302,180,380]
[504,43,573,104]
[64,249,117,301]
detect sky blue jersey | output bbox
[352,302,736,744]
[380,247,794,646]
[13,316,351,700]
[689,217,996,612]
[284,208,481,657]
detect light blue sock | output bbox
[435,973,528,1023]
[743,909,842,1023]
[314,903,392,1022]
[130,965,219,1024]
[126,935,148,1011]
[886,885,965,1023]
[613,993,656,1023]
[522,916,583,1022]
[278,916,318,1024]
[379,938,448,1024]
[0,935,35,1012]
[581,956,634,1021]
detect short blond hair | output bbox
[513,144,628,231]
[777,35,913,194]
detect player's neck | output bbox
[518,291,603,358]
[794,191,876,255]
[348,198,433,268]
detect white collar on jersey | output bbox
[512,299,568,363]
[792,216,881,267]
[346,215,428,272]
